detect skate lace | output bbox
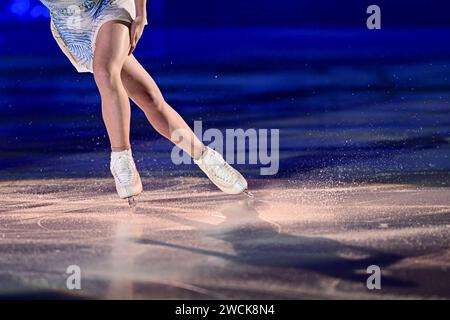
[217,163,238,185]
[112,155,135,186]
[205,158,237,185]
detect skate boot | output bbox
[110,149,143,206]
[194,147,249,195]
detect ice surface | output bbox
[0,177,449,299]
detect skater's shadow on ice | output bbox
[138,199,413,287]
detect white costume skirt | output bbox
[40,0,139,73]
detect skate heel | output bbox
[110,149,143,207]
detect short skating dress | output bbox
[40,0,139,73]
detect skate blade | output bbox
[127,196,137,208]
[243,189,254,198]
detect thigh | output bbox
[121,55,165,105]
[93,20,131,73]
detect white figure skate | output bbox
[110,149,143,207]
[194,147,250,196]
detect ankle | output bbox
[111,145,131,153]
[192,145,207,160]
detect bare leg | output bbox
[119,55,247,195]
[93,21,132,151]
[121,55,205,159]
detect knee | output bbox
[93,63,121,92]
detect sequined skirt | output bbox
[41,0,137,72]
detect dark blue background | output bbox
[0,0,449,184]
[2,0,450,26]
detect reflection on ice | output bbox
[1,177,447,298]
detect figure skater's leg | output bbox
[121,55,205,159]
[93,21,132,151]
[121,55,248,195]
[93,21,142,201]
